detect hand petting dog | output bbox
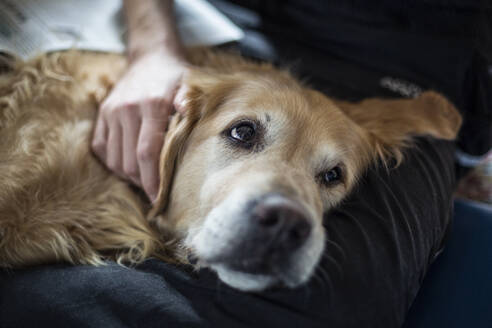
[92,47,188,202]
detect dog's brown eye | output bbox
[229,122,256,143]
[320,167,342,186]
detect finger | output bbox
[121,109,142,186]
[137,117,167,202]
[106,118,124,177]
[92,112,108,161]
[173,84,190,114]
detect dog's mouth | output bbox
[205,249,292,275]
[224,257,274,275]
[187,193,324,291]
[203,254,306,290]
[190,253,275,276]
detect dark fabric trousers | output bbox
[404,200,492,328]
[0,138,456,328]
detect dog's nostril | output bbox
[252,200,312,250]
[288,220,311,245]
[257,210,280,227]
[290,220,311,239]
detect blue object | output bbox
[404,199,492,328]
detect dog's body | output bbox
[0,50,461,291]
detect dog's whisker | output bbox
[325,238,346,261]
[314,265,334,294]
[312,271,327,290]
[321,252,344,280]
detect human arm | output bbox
[92,0,188,201]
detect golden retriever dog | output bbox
[0,50,461,291]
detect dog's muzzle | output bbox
[208,193,313,275]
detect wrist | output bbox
[128,40,186,64]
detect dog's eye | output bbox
[319,167,342,186]
[229,122,256,143]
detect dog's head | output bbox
[148,64,461,291]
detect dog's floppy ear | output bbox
[334,91,462,164]
[147,110,200,219]
[147,70,237,219]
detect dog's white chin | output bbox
[213,264,277,291]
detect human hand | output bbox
[92,48,189,202]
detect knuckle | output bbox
[148,97,171,110]
[91,139,106,155]
[121,102,139,111]
[137,142,158,162]
[105,103,138,119]
[105,106,120,119]
[148,96,166,104]
[136,149,151,162]
[100,101,117,115]
[99,100,111,112]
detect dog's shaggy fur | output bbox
[0,50,461,289]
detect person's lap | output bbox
[403,200,492,328]
[0,135,456,328]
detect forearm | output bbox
[95,1,190,200]
[123,0,185,61]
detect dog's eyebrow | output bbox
[314,144,341,171]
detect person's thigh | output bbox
[0,137,456,328]
[403,200,492,328]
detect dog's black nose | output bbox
[224,195,313,274]
[252,198,312,251]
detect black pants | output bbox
[0,1,490,327]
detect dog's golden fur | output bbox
[0,50,461,274]
[0,52,159,267]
